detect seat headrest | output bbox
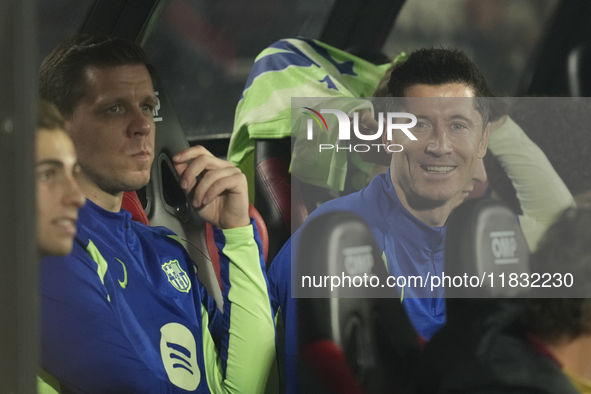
[295,211,391,299]
[254,138,307,264]
[296,211,419,393]
[444,198,530,299]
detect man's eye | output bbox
[142,104,154,112]
[415,122,428,129]
[107,105,122,114]
[39,169,55,181]
[451,123,467,130]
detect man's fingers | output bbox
[191,166,245,207]
[171,146,248,228]
[172,145,214,164]
[201,172,247,207]
[173,162,188,177]
[178,154,234,192]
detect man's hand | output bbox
[173,146,250,229]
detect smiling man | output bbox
[38,35,274,393]
[267,48,492,393]
[386,85,489,225]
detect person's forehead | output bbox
[81,64,155,99]
[36,129,77,164]
[402,83,481,122]
[403,83,475,98]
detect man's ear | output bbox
[477,122,491,159]
[381,118,391,147]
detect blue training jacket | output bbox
[40,199,275,393]
[268,169,447,394]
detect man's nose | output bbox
[63,175,85,209]
[473,158,487,183]
[128,107,152,137]
[425,126,453,156]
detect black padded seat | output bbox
[296,211,419,394]
[444,198,530,318]
[411,198,542,394]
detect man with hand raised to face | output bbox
[38,35,274,394]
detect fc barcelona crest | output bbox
[161,260,192,293]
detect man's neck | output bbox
[547,335,591,381]
[77,173,123,213]
[391,182,455,227]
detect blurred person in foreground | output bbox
[36,100,85,257]
[414,207,591,394]
[36,100,85,394]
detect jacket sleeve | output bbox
[487,116,575,251]
[203,219,276,393]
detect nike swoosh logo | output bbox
[115,258,128,289]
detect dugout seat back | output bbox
[410,198,531,393]
[444,198,530,318]
[296,211,419,394]
[254,138,308,264]
[122,191,268,290]
[124,76,268,309]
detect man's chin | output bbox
[115,170,151,192]
[40,238,74,257]
[123,177,150,192]
[415,186,458,202]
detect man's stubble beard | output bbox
[80,163,151,196]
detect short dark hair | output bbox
[523,298,591,343]
[386,48,493,128]
[39,34,154,118]
[37,100,65,131]
[523,207,591,342]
